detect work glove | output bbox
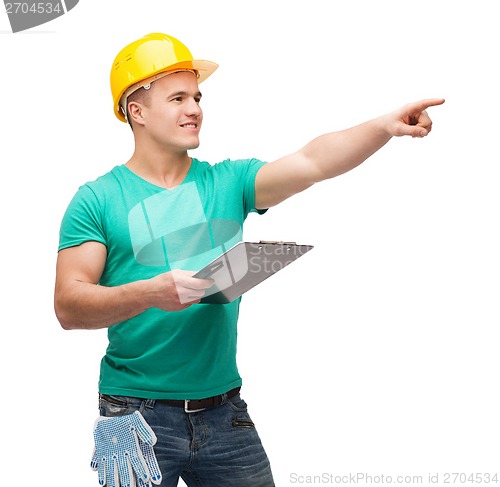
[90,411,162,487]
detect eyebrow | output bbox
[168,90,203,99]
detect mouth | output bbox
[180,122,198,129]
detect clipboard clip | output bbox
[258,240,297,245]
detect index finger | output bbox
[412,98,445,112]
[186,276,214,290]
[172,270,214,290]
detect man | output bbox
[54,32,444,487]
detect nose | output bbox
[186,97,202,118]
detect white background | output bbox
[1,0,499,485]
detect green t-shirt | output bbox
[58,158,266,399]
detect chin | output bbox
[186,140,201,150]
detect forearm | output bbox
[55,266,213,330]
[55,279,152,330]
[302,116,392,182]
[255,98,443,209]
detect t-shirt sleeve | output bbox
[58,184,107,252]
[238,158,267,217]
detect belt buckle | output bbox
[184,399,205,414]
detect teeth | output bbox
[183,124,196,128]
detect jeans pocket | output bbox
[227,394,248,412]
[231,418,256,429]
[99,394,131,417]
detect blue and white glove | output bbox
[90,411,162,487]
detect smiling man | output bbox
[54,33,444,487]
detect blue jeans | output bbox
[98,391,275,487]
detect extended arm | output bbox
[255,98,445,209]
[54,241,212,330]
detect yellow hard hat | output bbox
[110,33,218,122]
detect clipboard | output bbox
[193,241,314,304]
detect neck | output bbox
[126,145,193,189]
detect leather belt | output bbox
[160,387,241,413]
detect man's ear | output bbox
[128,101,146,127]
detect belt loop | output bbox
[144,399,155,409]
[220,392,228,405]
